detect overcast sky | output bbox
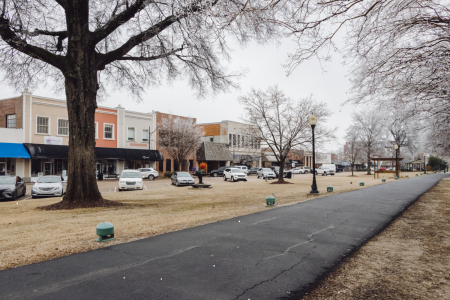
[1,37,355,153]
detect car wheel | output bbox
[13,191,17,201]
[176,181,179,187]
[22,188,26,196]
[244,179,247,182]
[325,173,328,176]
[231,176,235,182]
[32,195,36,199]
[213,173,218,177]
[148,175,155,180]
[118,188,122,192]
[223,176,227,181]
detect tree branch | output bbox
[0,16,66,70]
[53,0,67,10]
[92,0,148,44]
[116,47,184,61]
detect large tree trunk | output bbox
[62,1,103,204]
[277,159,286,183]
[367,155,371,175]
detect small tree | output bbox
[239,85,335,183]
[158,115,204,172]
[344,125,362,176]
[353,110,385,175]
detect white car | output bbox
[171,172,195,186]
[31,176,66,198]
[292,167,308,174]
[256,168,276,179]
[316,166,335,176]
[118,170,143,191]
[233,166,249,174]
[137,168,159,180]
[223,168,248,182]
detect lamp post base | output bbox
[310,189,319,194]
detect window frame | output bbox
[127,127,136,141]
[6,114,16,128]
[103,123,115,140]
[95,122,98,139]
[36,115,50,135]
[142,128,149,142]
[57,118,69,136]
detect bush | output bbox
[163,172,175,178]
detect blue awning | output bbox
[0,143,31,158]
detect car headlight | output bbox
[10,188,15,191]
[120,181,126,184]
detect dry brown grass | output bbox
[0,172,401,271]
[299,178,450,299]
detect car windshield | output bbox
[37,177,61,183]
[176,172,191,177]
[0,177,14,184]
[262,168,272,172]
[121,172,141,178]
[232,169,242,173]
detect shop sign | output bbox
[44,136,63,145]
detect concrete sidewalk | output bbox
[2,173,448,300]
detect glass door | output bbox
[0,163,5,175]
[44,162,52,175]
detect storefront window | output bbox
[125,160,135,170]
[31,159,42,177]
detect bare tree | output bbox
[382,110,418,159]
[353,110,385,175]
[344,125,362,176]
[239,85,335,183]
[0,0,284,206]
[158,115,204,172]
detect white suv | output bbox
[223,168,248,182]
[119,170,144,191]
[233,165,249,174]
[137,168,159,180]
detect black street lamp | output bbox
[394,144,399,178]
[309,115,319,194]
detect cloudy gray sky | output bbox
[1,38,354,152]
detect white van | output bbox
[233,165,249,174]
[321,164,336,172]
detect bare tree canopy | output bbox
[0,0,288,205]
[239,85,335,182]
[344,125,362,176]
[353,110,385,175]
[158,115,204,171]
[279,0,450,155]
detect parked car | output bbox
[336,166,344,173]
[257,168,276,179]
[31,175,65,198]
[233,165,249,174]
[0,176,26,200]
[316,166,335,176]
[118,170,143,191]
[270,166,289,178]
[248,167,260,175]
[210,166,227,177]
[137,168,159,180]
[292,167,308,174]
[223,168,248,182]
[171,172,195,186]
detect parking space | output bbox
[5,171,351,201]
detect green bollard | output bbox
[382,178,386,182]
[266,196,275,207]
[359,182,364,186]
[327,186,333,192]
[96,222,114,242]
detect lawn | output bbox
[0,172,406,271]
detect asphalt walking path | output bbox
[2,173,448,300]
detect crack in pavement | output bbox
[234,253,311,300]
[5,246,199,300]
[250,217,278,226]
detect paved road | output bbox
[2,173,447,300]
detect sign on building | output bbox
[44,136,63,145]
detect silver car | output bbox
[137,168,159,180]
[31,176,66,198]
[257,168,276,179]
[171,172,195,186]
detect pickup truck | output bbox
[316,166,335,176]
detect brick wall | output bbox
[197,123,221,136]
[0,97,22,128]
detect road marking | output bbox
[167,183,174,188]
[114,187,116,193]
[143,184,148,190]
[23,196,32,200]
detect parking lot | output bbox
[7,171,349,202]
